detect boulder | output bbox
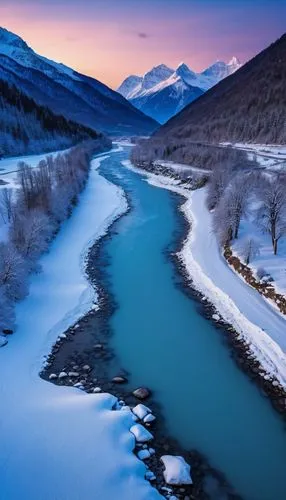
[144,413,156,424]
[212,314,220,321]
[132,387,150,400]
[132,403,151,420]
[145,471,156,481]
[130,424,153,443]
[112,376,127,384]
[161,455,192,485]
[138,449,151,460]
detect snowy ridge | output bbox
[118,58,241,100]
[0,27,157,135]
[0,147,161,500]
[122,160,286,387]
[0,33,81,82]
[117,58,241,123]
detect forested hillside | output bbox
[0,79,110,156]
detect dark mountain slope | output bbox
[154,33,286,145]
[0,78,110,156]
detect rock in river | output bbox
[2,329,13,335]
[112,376,127,384]
[133,387,151,400]
[132,403,152,420]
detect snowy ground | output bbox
[123,160,286,387]
[220,142,286,170]
[0,148,161,500]
[232,143,286,159]
[232,215,286,295]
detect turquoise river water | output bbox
[99,148,286,500]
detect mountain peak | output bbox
[149,63,173,73]
[0,27,28,50]
[142,64,174,91]
[228,56,240,66]
[117,74,142,98]
[176,62,189,71]
[175,62,197,82]
[227,56,242,73]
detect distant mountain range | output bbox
[133,33,286,165]
[0,27,158,136]
[117,58,241,123]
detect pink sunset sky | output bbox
[0,0,285,88]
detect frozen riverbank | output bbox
[0,148,162,500]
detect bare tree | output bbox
[0,286,15,332]
[226,176,249,239]
[0,242,28,301]
[206,164,233,210]
[213,195,234,247]
[239,237,261,264]
[10,210,53,263]
[0,188,13,223]
[257,177,286,254]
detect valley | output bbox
[0,9,285,500]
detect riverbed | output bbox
[96,147,286,500]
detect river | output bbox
[97,147,286,500]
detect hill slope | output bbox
[0,27,158,136]
[154,34,286,145]
[0,78,110,156]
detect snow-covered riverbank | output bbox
[123,160,286,388]
[0,148,162,500]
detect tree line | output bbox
[130,138,258,173]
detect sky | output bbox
[0,0,285,88]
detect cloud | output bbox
[137,32,149,39]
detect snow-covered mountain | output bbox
[0,27,158,135]
[146,34,286,147]
[117,57,242,123]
